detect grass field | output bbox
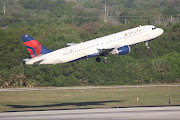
[0,85,180,112]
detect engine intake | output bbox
[111,45,130,55]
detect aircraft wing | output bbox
[97,48,114,56]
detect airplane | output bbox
[21,25,163,65]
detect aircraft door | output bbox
[145,29,149,36]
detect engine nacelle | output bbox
[111,45,131,55]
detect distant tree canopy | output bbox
[0,0,179,88]
[49,3,73,17]
[19,0,65,11]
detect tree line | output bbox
[0,0,179,87]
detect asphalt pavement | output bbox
[0,106,180,120]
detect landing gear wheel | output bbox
[103,57,108,64]
[96,57,101,62]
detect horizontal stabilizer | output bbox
[33,59,44,65]
[23,58,31,62]
[65,43,79,47]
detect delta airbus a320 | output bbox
[21,25,163,65]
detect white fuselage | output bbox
[25,25,163,65]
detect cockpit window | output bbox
[152,27,157,30]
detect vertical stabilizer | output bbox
[21,35,52,58]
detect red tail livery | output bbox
[21,35,52,58]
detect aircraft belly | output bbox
[63,53,85,63]
[62,49,97,63]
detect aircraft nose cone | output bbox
[159,28,164,35]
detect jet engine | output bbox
[111,45,131,55]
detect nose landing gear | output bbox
[145,41,150,49]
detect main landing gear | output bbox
[96,56,101,62]
[145,41,150,49]
[103,57,108,64]
[96,56,108,64]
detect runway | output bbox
[0,106,180,120]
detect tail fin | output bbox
[21,35,52,58]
